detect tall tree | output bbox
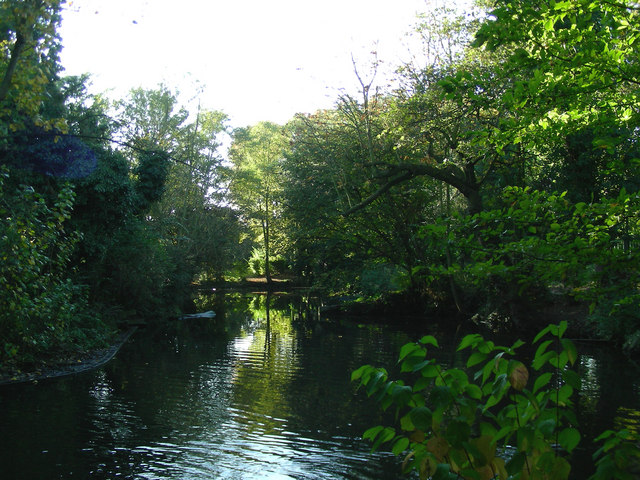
[0,0,65,133]
[473,0,640,150]
[342,4,512,215]
[229,122,289,284]
[152,107,245,281]
[283,102,445,296]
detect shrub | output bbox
[352,321,639,479]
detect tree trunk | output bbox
[0,31,26,103]
[263,191,272,285]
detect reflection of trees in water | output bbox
[182,292,640,452]
[191,290,322,337]
[228,291,302,436]
[574,344,640,451]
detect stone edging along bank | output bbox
[0,328,137,387]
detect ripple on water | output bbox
[0,300,423,480]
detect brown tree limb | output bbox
[342,170,415,216]
[342,161,483,216]
[0,31,26,103]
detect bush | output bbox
[352,321,640,479]
[0,168,110,364]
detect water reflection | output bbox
[0,292,408,479]
[3,294,639,479]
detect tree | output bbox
[114,85,188,149]
[229,122,289,283]
[283,95,457,299]
[151,107,246,282]
[112,85,244,307]
[473,0,640,150]
[461,0,640,344]
[341,5,513,215]
[0,0,66,134]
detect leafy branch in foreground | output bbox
[352,321,639,479]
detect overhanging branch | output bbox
[342,161,481,216]
[342,170,414,216]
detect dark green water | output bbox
[0,293,418,479]
[1,292,639,479]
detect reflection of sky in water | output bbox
[578,354,600,416]
[86,302,394,479]
[23,294,640,478]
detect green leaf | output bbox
[421,363,442,378]
[534,325,553,343]
[561,369,581,389]
[351,365,371,382]
[432,463,457,480]
[411,359,433,373]
[595,430,617,443]
[533,372,553,393]
[533,350,556,371]
[430,386,452,409]
[410,406,433,431]
[493,425,513,444]
[419,335,439,347]
[413,376,433,392]
[365,370,388,396]
[558,321,568,338]
[465,383,483,400]
[484,394,501,411]
[400,413,415,432]
[458,333,482,351]
[550,350,569,369]
[544,17,555,31]
[445,419,471,448]
[557,384,574,405]
[398,342,421,362]
[506,451,526,476]
[538,418,557,437]
[392,384,413,407]
[561,338,578,365]
[480,359,495,384]
[392,436,410,455]
[372,427,396,450]
[550,456,571,478]
[558,427,580,453]
[363,425,384,441]
[467,351,488,368]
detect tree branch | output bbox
[0,31,26,103]
[342,160,483,216]
[342,170,414,216]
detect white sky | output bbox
[59,0,432,128]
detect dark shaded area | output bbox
[2,129,97,178]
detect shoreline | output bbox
[0,328,137,387]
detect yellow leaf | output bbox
[426,435,449,461]
[509,362,529,391]
[491,457,508,480]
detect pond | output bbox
[1,291,639,479]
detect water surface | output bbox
[1,292,639,479]
[1,293,416,479]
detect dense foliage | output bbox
[274,1,640,353]
[0,1,243,368]
[1,0,639,475]
[353,322,640,479]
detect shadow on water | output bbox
[1,291,639,479]
[0,292,412,479]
